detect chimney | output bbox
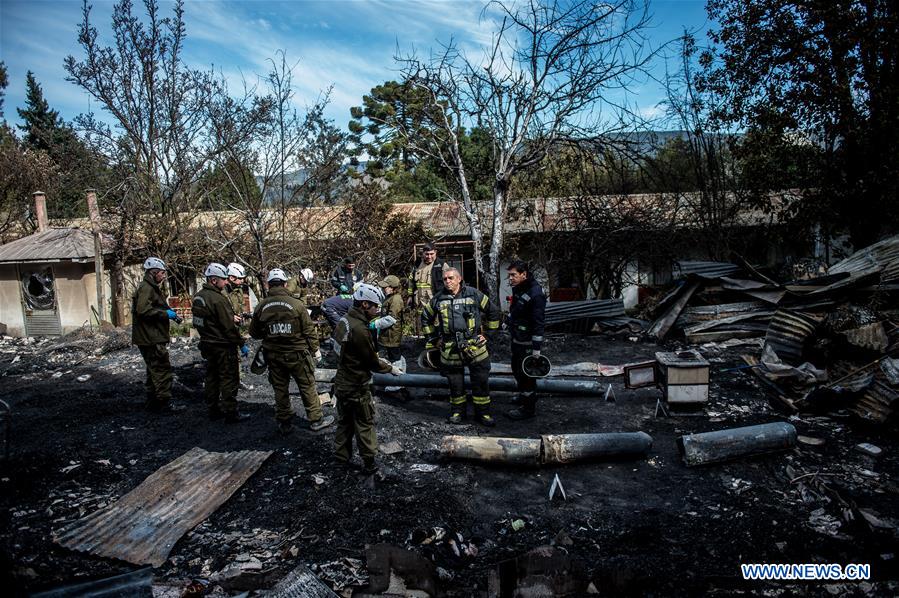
[86,188,101,224]
[33,191,49,232]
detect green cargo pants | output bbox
[334,390,377,464]
[201,342,239,415]
[138,343,173,408]
[265,350,323,423]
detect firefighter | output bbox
[410,243,448,310]
[132,257,184,413]
[226,262,253,391]
[421,267,501,426]
[332,283,401,473]
[329,257,363,295]
[505,259,547,420]
[249,269,334,434]
[192,263,249,422]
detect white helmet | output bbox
[143,257,166,271]
[267,268,288,283]
[353,283,384,305]
[204,263,228,279]
[227,263,246,278]
[300,268,314,283]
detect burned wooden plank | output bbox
[54,447,272,566]
[648,279,700,340]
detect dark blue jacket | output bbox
[508,278,546,351]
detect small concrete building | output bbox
[0,227,115,337]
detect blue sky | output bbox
[0,0,711,131]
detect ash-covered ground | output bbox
[1,329,897,596]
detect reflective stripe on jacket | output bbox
[421,285,500,365]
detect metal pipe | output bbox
[541,432,653,464]
[373,372,606,395]
[440,435,542,466]
[678,422,797,467]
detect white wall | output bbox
[0,265,25,336]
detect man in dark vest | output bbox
[505,260,547,420]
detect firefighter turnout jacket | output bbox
[421,285,501,365]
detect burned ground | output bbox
[1,330,897,596]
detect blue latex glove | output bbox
[166,309,178,320]
[339,284,349,293]
[240,344,250,357]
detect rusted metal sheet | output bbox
[0,227,113,263]
[54,447,272,566]
[763,309,820,365]
[541,432,652,464]
[829,233,899,283]
[678,422,797,466]
[440,436,541,466]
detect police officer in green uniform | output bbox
[226,262,253,391]
[250,269,334,435]
[332,283,401,474]
[192,263,249,422]
[421,267,501,426]
[132,257,184,413]
[285,267,314,301]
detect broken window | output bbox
[21,267,56,310]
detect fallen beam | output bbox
[678,422,797,466]
[441,432,653,466]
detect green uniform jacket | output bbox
[421,285,501,365]
[249,287,318,354]
[131,273,171,346]
[334,306,392,397]
[380,292,404,348]
[226,283,246,317]
[284,277,308,301]
[192,283,242,346]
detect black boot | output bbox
[475,404,496,427]
[448,401,467,424]
[507,394,537,420]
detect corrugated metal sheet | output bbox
[54,447,272,566]
[674,261,740,279]
[829,233,899,283]
[763,310,820,365]
[0,227,113,263]
[544,299,625,325]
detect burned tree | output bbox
[64,0,268,316]
[197,51,348,294]
[396,0,654,302]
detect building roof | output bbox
[0,227,113,264]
